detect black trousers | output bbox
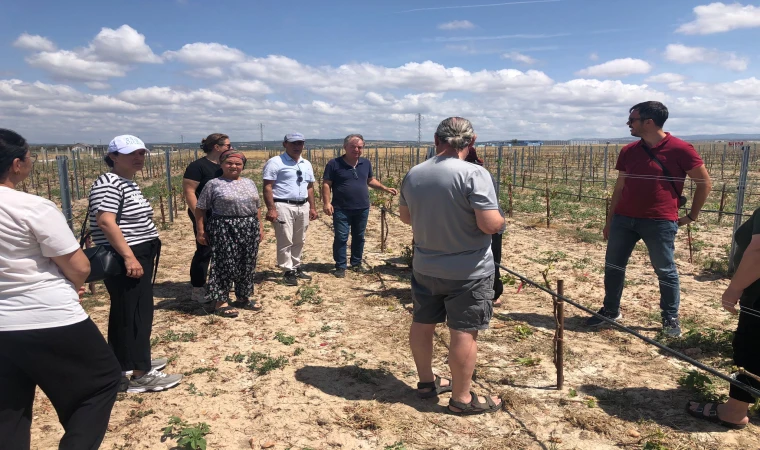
[0,318,121,450]
[104,239,160,373]
[730,295,760,403]
[189,209,212,288]
[492,233,504,300]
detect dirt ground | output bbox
[28,205,759,450]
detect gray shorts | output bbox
[411,271,495,331]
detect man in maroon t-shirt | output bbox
[586,101,712,337]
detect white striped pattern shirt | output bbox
[88,173,159,246]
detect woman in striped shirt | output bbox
[88,135,182,394]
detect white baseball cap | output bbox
[108,135,147,154]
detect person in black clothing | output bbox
[464,145,505,306]
[687,206,760,429]
[182,133,226,304]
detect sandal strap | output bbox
[417,375,442,390]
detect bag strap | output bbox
[641,143,681,198]
[79,181,125,248]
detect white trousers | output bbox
[274,202,310,271]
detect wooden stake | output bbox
[508,182,514,218]
[545,184,551,228]
[159,194,166,227]
[555,279,565,390]
[687,223,693,264]
[718,184,726,224]
[380,208,387,253]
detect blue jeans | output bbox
[332,208,370,269]
[603,214,680,319]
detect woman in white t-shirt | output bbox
[88,135,182,394]
[0,129,121,449]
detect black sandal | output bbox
[447,391,502,415]
[685,402,747,430]
[213,305,239,318]
[417,375,453,399]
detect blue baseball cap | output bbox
[284,132,305,143]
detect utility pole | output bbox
[416,113,422,146]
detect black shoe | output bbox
[295,267,312,280]
[585,307,622,327]
[350,264,367,273]
[662,317,682,337]
[117,375,130,393]
[334,268,346,278]
[283,271,298,286]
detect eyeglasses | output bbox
[30,153,38,163]
[296,169,303,183]
[350,167,358,180]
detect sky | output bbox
[1,0,759,143]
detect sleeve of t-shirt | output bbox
[304,163,316,183]
[28,200,80,257]
[614,146,628,172]
[678,143,705,172]
[467,168,499,210]
[262,160,279,181]
[91,175,123,215]
[398,175,408,207]
[323,160,334,181]
[183,161,202,181]
[196,180,214,210]
[249,179,261,211]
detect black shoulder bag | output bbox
[641,145,687,208]
[79,193,125,283]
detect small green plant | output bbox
[162,416,210,450]
[321,325,332,332]
[225,352,246,363]
[293,347,304,356]
[384,442,408,450]
[151,330,197,347]
[128,408,154,419]
[661,328,733,357]
[515,356,541,367]
[585,397,597,408]
[274,331,296,345]
[500,273,518,286]
[677,370,727,403]
[244,352,288,375]
[568,388,577,398]
[182,367,218,377]
[400,245,414,267]
[642,442,669,450]
[186,383,204,396]
[340,362,390,385]
[514,324,533,340]
[294,285,323,306]
[750,399,760,416]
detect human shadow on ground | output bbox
[294,365,441,414]
[355,286,412,305]
[578,384,736,432]
[497,312,660,334]
[153,281,190,301]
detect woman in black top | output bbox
[687,207,760,429]
[182,133,227,304]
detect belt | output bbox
[274,198,307,205]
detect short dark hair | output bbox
[0,129,30,181]
[201,133,229,154]
[630,101,668,128]
[103,153,115,168]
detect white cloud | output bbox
[215,79,272,96]
[664,43,748,71]
[85,81,111,90]
[13,33,56,52]
[677,2,760,35]
[576,58,652,78]
[502,51,537,65]
[645,73,687,83]
[26,51,127,81]
[589,52,599,61]
[437,20,475,30]
[85,25,161,64]
[164,43,246,66]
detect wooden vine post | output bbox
[159,194,166,227]
[554,279,565,390]
[545,182,551,229]
[380,207,387,253]
[717,184,726,224]
[508,182,514,218]
[687,223,693,264]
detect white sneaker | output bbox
[191,287,206,303]
[127,369,183,393]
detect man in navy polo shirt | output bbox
[322,134,397,278]
[586,101,712,337]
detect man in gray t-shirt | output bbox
[399,117,505,415]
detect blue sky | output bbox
[1,0,759,143]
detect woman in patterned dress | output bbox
[195,149,264,317]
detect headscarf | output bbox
[220,148,247,167]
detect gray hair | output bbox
[435,117,474,150]
[343,134,365,147]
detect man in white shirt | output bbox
[262,133,319,286]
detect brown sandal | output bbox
[447,391,502,415]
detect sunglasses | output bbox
[627,117,647,125]
[296,169,303,183]
[350,167,358,180]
